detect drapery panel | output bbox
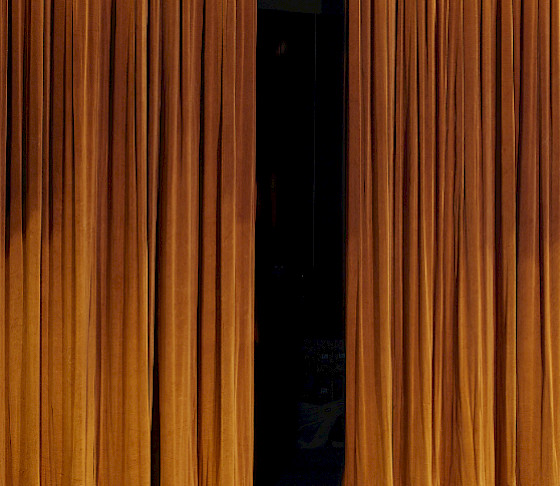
[346,0,560,485]
[152,1,256,484]
[0,1,255,485]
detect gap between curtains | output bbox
[0,1,255,485]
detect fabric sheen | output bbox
[0,1,255,485]
[346,0,560,485]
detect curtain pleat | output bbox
[1,1,255,485]
[346,0,560,484]
[152,0,255,484]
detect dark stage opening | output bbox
[254,1,346,484]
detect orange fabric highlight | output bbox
[346,0,560,484]
[0,1,255,485]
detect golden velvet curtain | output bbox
[346,0,560,484]
[0,1,255,485]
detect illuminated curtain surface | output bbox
[0,1,255,485]
[345,0,560,485]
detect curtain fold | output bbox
[152,0,256,484]
[346,0,560,484]
[1,1,255,485]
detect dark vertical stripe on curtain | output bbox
[346,0,560,485]
[0,1,256,485]
[151,0,255,484]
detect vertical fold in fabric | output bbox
[2,1,44,483]
[233,0,257,481]
[2,1,154,484]
[495,0,517,484]
[346,0,560,484]
[155,0,203,483]
[0,2,7,482]
[2,0,255,484]
[96,0,151,484]
[154,0,255,484]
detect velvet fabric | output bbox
[345,0,560,484]
[0,1,255,485]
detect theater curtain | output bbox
[345,0,560,484]
[0,1,255,485]
[154,1,255,484]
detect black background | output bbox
[254,5,345,484]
